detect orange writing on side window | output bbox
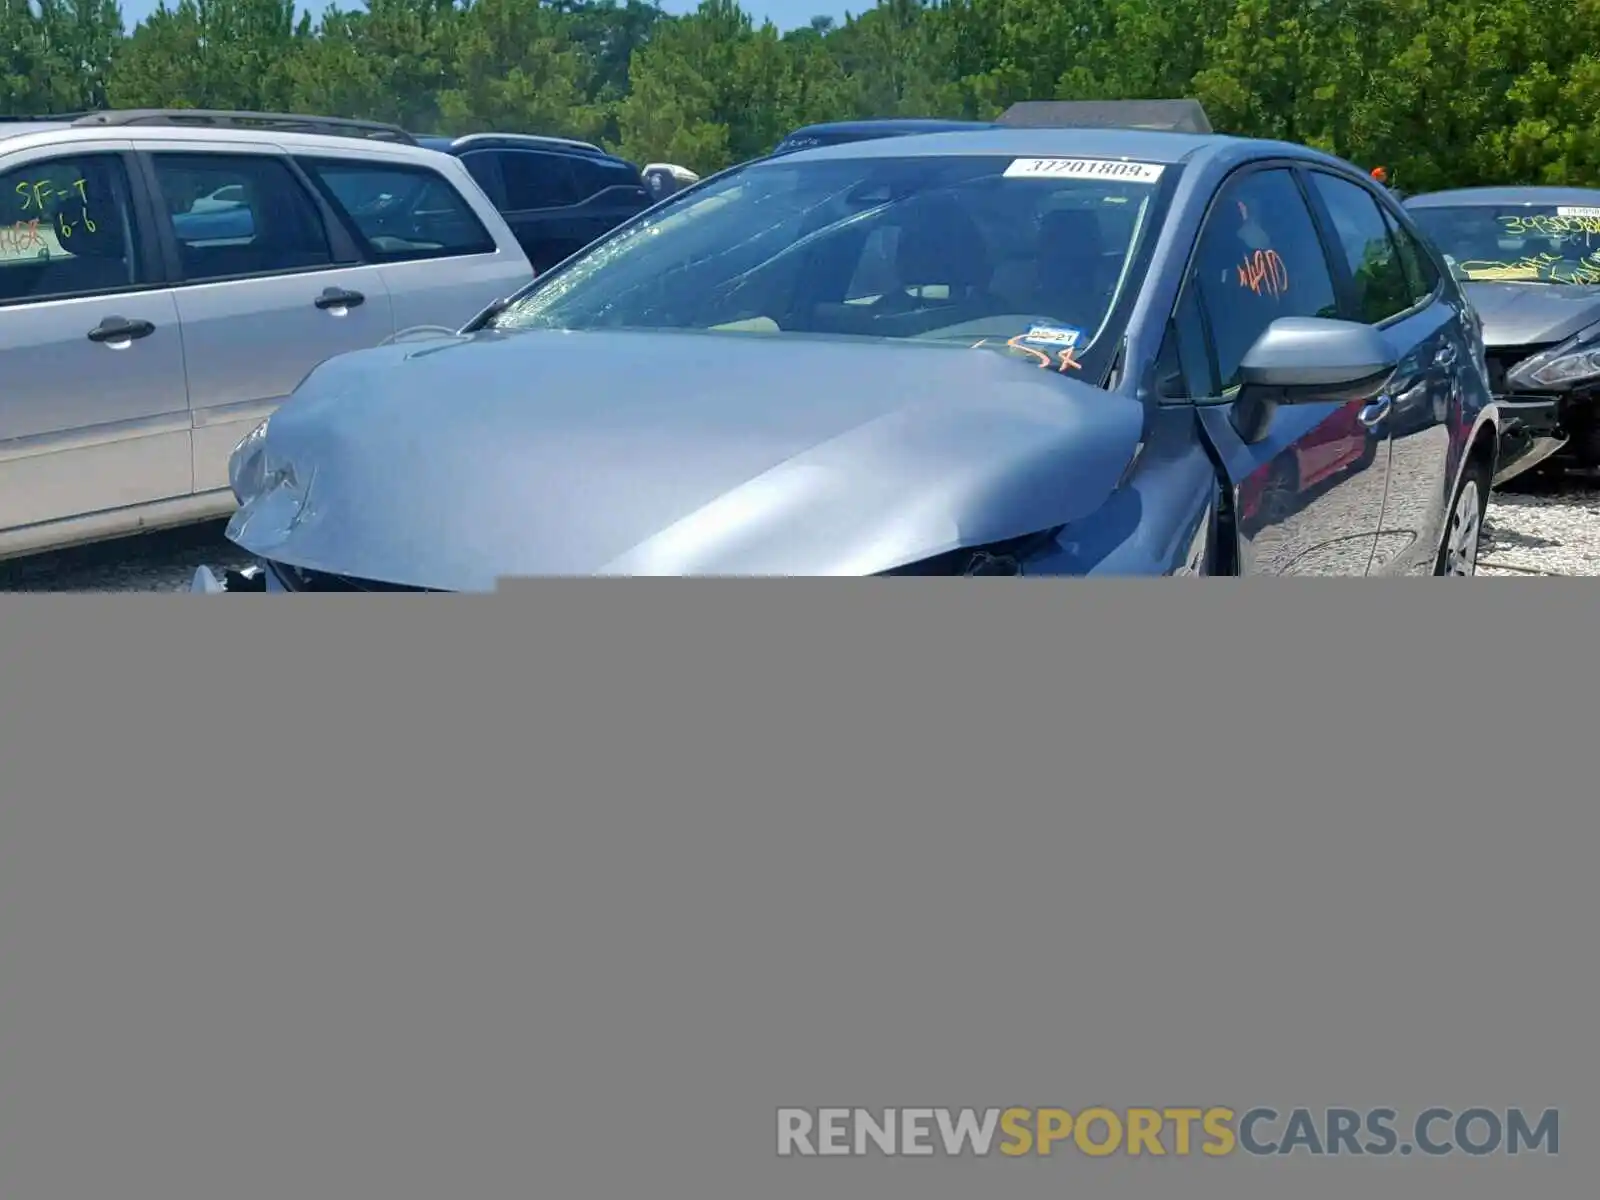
[1237,249,1290,299]
[1,218,43,253]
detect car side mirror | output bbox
[1232,317,1397,443]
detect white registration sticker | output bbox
[1003,157,1166,184]
[1557,206,1600,218]
[1018,324,1081,347]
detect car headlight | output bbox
[1506,326,1600,390]
[879,529,1062,575]
[228,418,270,504]
[1521,347,1600,388]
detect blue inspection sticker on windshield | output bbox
[1016,323,1082,349]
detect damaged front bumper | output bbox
[1491,394,1566,485]
[190,563,272,593]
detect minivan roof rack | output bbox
[447,132,607,155]
[68,109,419,144]
[0,111,93,123]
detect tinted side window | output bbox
[460,151,502,202]
[1382,206,1439,307]
[299,158,497,261]
[1,153,144,305]
[1305,171,1415,324]
[1192,168,1340,392]
[499,152,581,209]
[152,153,334,283]
[582,158,643,199]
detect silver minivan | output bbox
[0,109,533,559]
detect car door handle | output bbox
[1435,345,1458,367]
[86,316,155,344]
[314,287,365,310]
[1358,395,1393,429]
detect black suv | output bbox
[419,133,652,272]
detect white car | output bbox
[0,108,534,560]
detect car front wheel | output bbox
[1435,458,1489,576]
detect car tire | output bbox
[1434,455,1490,576]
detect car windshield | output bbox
[488,153,1173,369]
[1410,203,1600,285]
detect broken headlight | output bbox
[228,418,270,504]
[1506,327,1600,390]
[879,529,1062,575]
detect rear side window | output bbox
[459,151,501,202]
[576,157,642,200]
[1,152,144,305]
[298,158,498,261]
[152,152,335,283]
[1305,170,1417,324]
[1191,167,1341,391]
[498,151,582,209]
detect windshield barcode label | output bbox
[1003,158,1165,183]
[1556,206,1600,217]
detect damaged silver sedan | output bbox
[194,124,1496,588]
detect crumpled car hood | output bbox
[226,329,1145,587]
[1464,281,1600,348]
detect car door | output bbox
[141,145,396,496]
[494,149,596,272]
[1,141,193,537]
[569,155,652,239]
[295,154,530,335]
[1303,168,1460,574]
[1184,165,1391,574]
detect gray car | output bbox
[1405,186,1596,474]
[196,125,1499,588]
[0,108,532,560]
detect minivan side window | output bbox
[1191,167,1341,392]
[1,153,144,306]
[498,151,582,210]
[151,152,335,283]
[298,158,498,261]
[1304,170,1417,324]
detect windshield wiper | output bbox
[461,296,511,332]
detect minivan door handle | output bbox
[314,287,365,311]
[86,316,155,344]
[1358,395,1393,429]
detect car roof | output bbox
[1405,186,1600,208]
[0,119,69,142]
[0,110,428,157]
[996,99,1213,134]
[756,126,1333,170]
[417,132,620,158]
[0,120,465,167]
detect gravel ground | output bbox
[0,471,1595,589]
[1478,469,1600,576]
[0,520,254,593]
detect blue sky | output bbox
[118,0,855,32]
